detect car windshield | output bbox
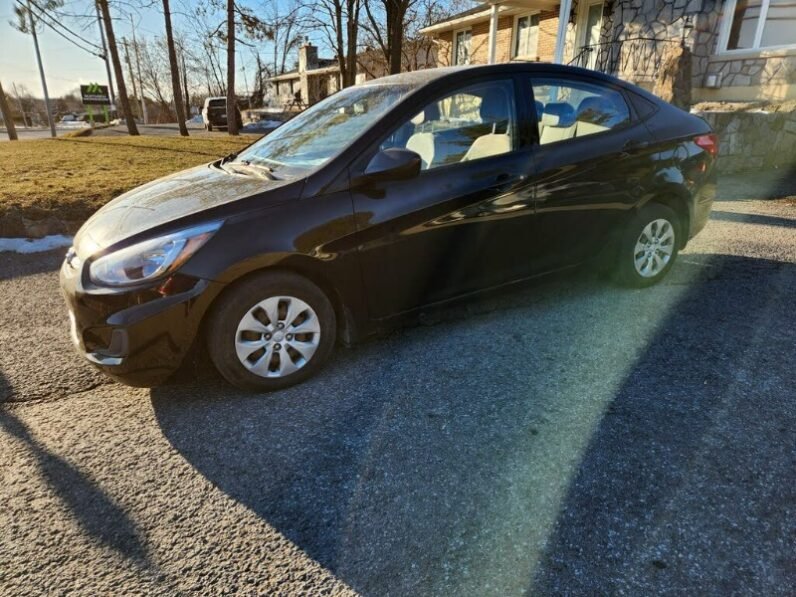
[234,84,410,175]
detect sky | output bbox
[0,0,286,98]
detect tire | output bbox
[206,272,336,391]
[206,123,213,132]
[614,202,680,288]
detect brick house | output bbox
[268,43,436,109]
[420,0,796,103]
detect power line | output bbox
[26,0,104,51]
[14,0,104,58]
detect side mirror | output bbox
[353,148,421,187]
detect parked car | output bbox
[61,63,717,391]
[202,97,242,131]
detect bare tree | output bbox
[162,0,188,135]
[97,0,139,135]
[0,80,18,141]
[363,0,419,75]
[311,0,361,87]
[138,39,172,121]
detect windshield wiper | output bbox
[220,152,238,165]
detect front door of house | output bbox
[578,1,604,70]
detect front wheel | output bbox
[207,272,336,391]
[614,203,680,287]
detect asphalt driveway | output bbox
[1,174,794,595]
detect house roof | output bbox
[268,57,339,82]
[420,0,558,34]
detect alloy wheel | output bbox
[633,218,675,278]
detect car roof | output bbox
[359,63,660,102]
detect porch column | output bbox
[488,2,500,64]
[553,0,574,63]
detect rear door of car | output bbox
[350,75,538,320]
[525,73,656,271]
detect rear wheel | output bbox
[614,203,680,287]
[207,272,336,391]
[206,122,213,132]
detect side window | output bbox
[531,77,631,145]
[381,80,517,170]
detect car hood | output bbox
[74,163,294,256]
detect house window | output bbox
[723,0,796,51]
[454,29,472,65]
[513,14,540,58]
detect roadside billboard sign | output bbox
[80,83,111,106]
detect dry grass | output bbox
[1,135,257,222]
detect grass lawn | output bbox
[1,135,258,225]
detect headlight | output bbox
[89,221,221,287]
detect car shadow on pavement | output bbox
[150,254,795,595]
[0,402,151,566]
[710,210,796,228]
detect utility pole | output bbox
[129,15,147,125]
[27,0,56,137]
[180,44,190,120]
[0,80,18,141]
[242,61,250,102]
[122,38,139,119]
[94,0,116,106]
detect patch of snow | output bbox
[186,115,204,124]
[0,235,73,254]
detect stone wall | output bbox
[695,109,796,173]
[600,0,795,102]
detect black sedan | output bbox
[61,63,718,391]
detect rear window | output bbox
[531,76,631,145]
[208,99,226,108]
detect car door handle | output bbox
[491,173,526,189]
[623,139,650,151]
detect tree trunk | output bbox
[226,0,238,135]
[162,0,188,136]
[97,0,139,135]
[181,49,190,121]
[97,0,138,135]
[0,80,18,141]
[388,0,404,75]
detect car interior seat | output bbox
[406,104,440,169]
[539,102,577,144]
[575,96,616,137]
[462,89,513,161]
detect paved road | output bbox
[0,126,91,141]
[1,183,795,594]
[1,121,271,141]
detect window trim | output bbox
[717,0,796,55]
[511,12,541,60]
[453,28,472,65]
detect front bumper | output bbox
[60,260,224,387]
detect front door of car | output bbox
[350,78,537,320]
[527,75,655,271]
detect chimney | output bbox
[299,43,318,73]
